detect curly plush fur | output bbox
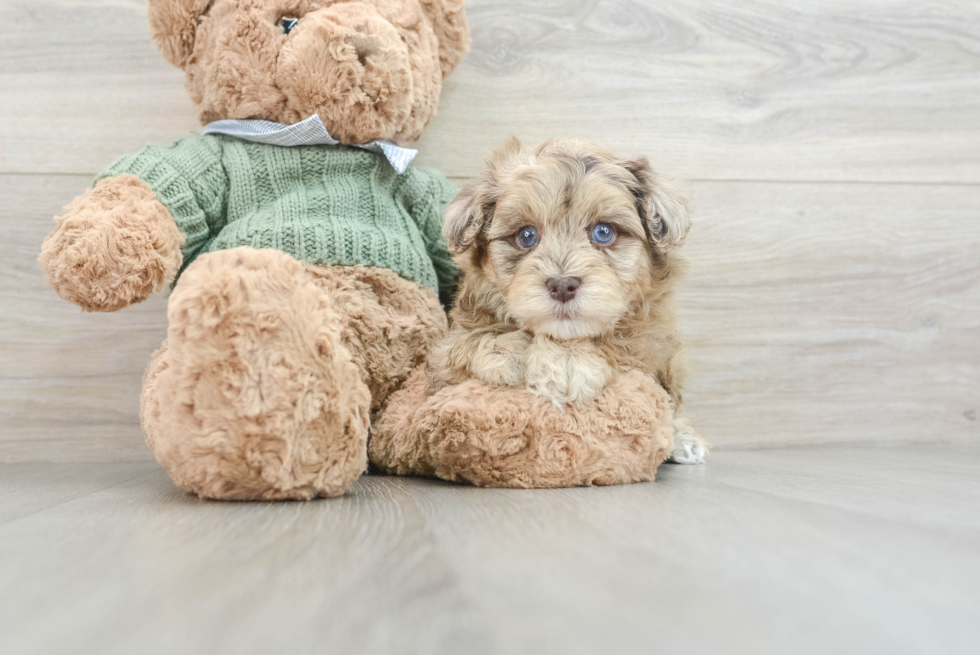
[141,247,447,500]
[38,0,472,501]
[371,368,674,488]
[39,175,184,312]
[149,0,470,144]
[302,261,448,413]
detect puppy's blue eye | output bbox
[516,226,539,249]
[276,16,299,34]
[591,223,616,245]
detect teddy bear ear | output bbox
[418,0,471,78]
[147,0,212,69]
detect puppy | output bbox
[429,137,706,464]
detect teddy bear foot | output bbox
[141,247,371,500]
[371,368,675,488]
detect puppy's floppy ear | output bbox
[442,184,488,255]
[148,0,212,69]
[443,137,530,254]
[621,157,692,251]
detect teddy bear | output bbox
[39,0,471,500]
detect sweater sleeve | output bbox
[402,168,460,307]
[95,135,228,265]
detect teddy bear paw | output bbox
[39,175,183,312]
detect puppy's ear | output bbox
[442,184,488,254]
[444,137,530,254]
[621,157,691,251]
[148,0,212,69]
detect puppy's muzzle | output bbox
[546,276,581,303]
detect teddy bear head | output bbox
[148,0,469,144]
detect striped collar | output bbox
[202,114,418,174]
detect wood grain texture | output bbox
[680,180,980,447]
[4,174,978,459]
[0,461,157,524]
[1,1,979,181]
[1,174,168,461]
[1,0,978,460]
[1,444,978,654]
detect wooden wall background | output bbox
[1,0,978,462]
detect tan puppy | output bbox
[429,137,706,463]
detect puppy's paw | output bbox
[668,418,708,464]
[524,336,611,407]
[473,350,526,388]
[466,330,531,388]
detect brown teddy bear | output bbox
[39,0,471,500]
[40,0,695,500]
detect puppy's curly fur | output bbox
[430,138,692,411]
[372,137,705,484]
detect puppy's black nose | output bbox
[546,276,581,303]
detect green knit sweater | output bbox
[97,135,460,305]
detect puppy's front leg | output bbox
[524,335,612,407]
[429,328,531,392]
[668,418,708,464]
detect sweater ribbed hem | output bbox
[207,225,439,292]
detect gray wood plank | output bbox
[2,0,978,182]
[0,461,158,524]
[0,173,167,461]
[1,444,977,654]
[679,180,980,447]
[4,174,978,459]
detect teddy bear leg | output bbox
[298,264,449,418]
[141,247,371,500]
[372,369,676,488]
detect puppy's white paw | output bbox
[669,418,708,464]
[474,351,526,388]
[524,336,611,407]
[464,330,531,388]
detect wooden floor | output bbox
[1,444,978,654]
[2,1,979,652]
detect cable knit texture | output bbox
[97,134,460,305]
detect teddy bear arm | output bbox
[96,136,230,262]
[39,175,185,312]
[39,136,230,312]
